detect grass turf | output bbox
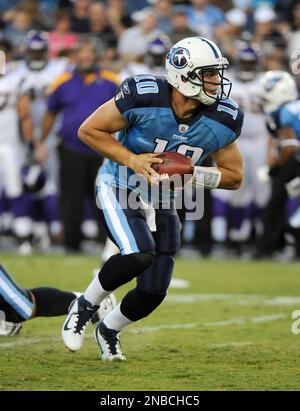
[1,254,300,391]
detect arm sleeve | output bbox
[114,77,139,125]
[47,86,62,113]
[216,108,244,149]
[18,77,32,97]
[279,106,294,128]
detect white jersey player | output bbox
[0,70,25,199]
[212,45,270,252]
[16,31,69,250]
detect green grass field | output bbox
[1,253,300,391]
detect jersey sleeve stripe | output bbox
[100,70,120,85]
[46,72,72,95]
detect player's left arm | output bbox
[211,141,243,189]
[193,141,243,190]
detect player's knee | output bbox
[121,287,166,322]
[137,287,166,315]
[157,237,180,256]
[137,253,175,296]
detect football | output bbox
[152,152,194,189]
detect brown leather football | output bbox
[152,152,194,176]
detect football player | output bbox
[211,44,270,256]
[0,264,116,336]
[62,37,244,361]
[16,30,69,252]
[0,38,33,253]
[258,71,300,258]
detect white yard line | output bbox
[167,293,300,306]
[130,313,289,333]
[0,292,297,349]
[0,336,61,349]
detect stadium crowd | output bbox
[0,0,300,261]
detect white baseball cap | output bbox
[254,5,276,23]
[225,8,247,27]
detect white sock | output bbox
[84,275,110,306]
[103,303,133,331]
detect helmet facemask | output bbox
[26,49,48,71]
[235,46,260,82]
[184,66,232,105]
[23,31,49,71]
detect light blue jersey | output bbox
[99,75,243,203]
[266,100,300,162]
[267,100,300,140]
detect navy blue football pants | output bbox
[96,183,181,321]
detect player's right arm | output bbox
[17,94,33,144]
[78,98,162,183]
[35,111,57,163]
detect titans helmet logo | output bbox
[264,75,282,92]
[168,47,190,69]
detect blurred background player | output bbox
[0,263,117,336]
[257,70,300,259]
[211,43,270,257]
[16,30,69,254]
[285,175,300,257]
[0,38,34,254]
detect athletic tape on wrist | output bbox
[192,166,221,189]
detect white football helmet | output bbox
[165,37,231,105]
[260,71,298,113]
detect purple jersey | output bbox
[47,69,119,155]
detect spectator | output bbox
[252,0,278,8]
[287,2,300,57]
[231,0,252,11]
[3,5,36,54]
[71,0,91,33]
[106,0,133,37]
[186,0,225,38]
[168,5,198,44]
[38,0,59,29]
[252,5,288,70]
[152,0,173,34]
[124,0,150,15]
[0,1,21,14]
[48,9,79,58]
[35,37,119,251]
[118,7,162,62]
[211,0,235,12]
[89,1,118,48]
[214,8,248,62]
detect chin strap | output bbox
[192,166,221,189]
